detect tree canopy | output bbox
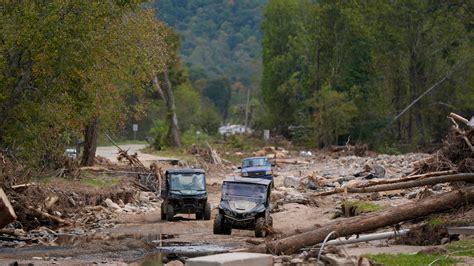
[261,0,473,148]
[0,1,172,165]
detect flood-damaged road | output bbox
[1,147,472,265]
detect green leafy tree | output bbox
[312,85,358,147]
[0,2,171,166]
[261,0,473,148]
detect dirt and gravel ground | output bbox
[0,145,472,265]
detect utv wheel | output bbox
[222,224,232,235]
[204,203,211,220]
[255,217,267,237]
[213,213,224,234]
[160,202,166,220]
[196,212,203,220]
[166,205,174,221]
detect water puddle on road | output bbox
[137,235,234,264]
[50,232,233,265]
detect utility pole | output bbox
[244,87,250,133]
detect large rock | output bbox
[271,190,285,202]
[321,254,355,266]
[373,165,386,178]
[166,260,184,266]
[104,198,121,211]
[186,252,273,266]
[283,176,301,188]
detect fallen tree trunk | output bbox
[361,170,457,187]
[346,173,473,193]
[251,186,474,254]
[313,173,474,196]
[0,188,17,229]
[275,159,309,165]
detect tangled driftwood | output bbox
[415,113,473,173]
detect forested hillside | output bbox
[262,0,473,150]
[155,0,266,122]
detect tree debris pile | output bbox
[188,143,228,165]
[5,181,136,231]
[415,113,474,174]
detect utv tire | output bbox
[255,217,267,237]
[213,214,224,234]
[204,203,211,220]
[166,205,174,221]
[196,212,203,220]
[222,224,232,235]
[213,213,231,235]
[160,202,166,220]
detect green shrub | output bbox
[366,253,458,266]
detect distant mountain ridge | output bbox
[154,0,266,85]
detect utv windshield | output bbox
[222,182,267,200]
[169,173,205,191]
[242,158,270,168]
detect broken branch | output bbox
[26,206,73,226]
[449,112,470,127]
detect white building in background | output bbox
[219,124,252,136]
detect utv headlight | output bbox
[242,172,249,177]
[265,170,272,175]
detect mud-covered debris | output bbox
[253,146,288,159]
[283,176,302,188]
[300,151,313,157]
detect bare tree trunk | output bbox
[81,117,98,166]
[152,68,181,148]
[250,186,474,254]
[315,45,321,92]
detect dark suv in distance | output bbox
[160,169,211,221]
[213,176,273,237]
[239,157,273,185]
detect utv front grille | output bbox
[224,215,254,225]
[182,198,196,205]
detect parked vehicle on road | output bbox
[160,169,211,221]
[213,176,273,237]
